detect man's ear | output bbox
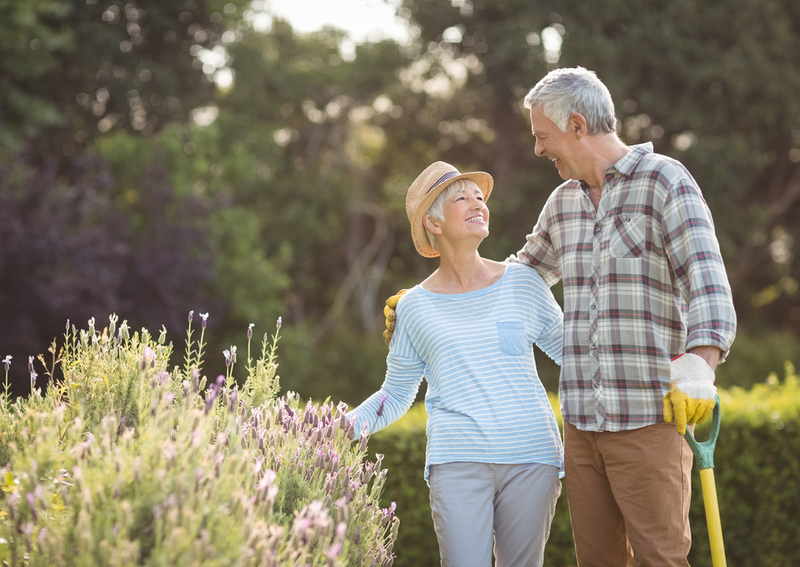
[423,214,442,233]
[568,112,588,139]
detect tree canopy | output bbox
[1,0,798,402]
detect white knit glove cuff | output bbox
[670,353,717,399]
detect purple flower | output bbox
[26,493,37,521]
[37,527,47,551]
[247,323,254,339]
[3,355,11,371]
[328,450,340,470]
[200,312,209,329]
[381,501,397,525]
[188,310,194,324]
[204,375,225,415]
[142,346,156,371]
[7,492,18,520]
[327,541,342,560]
[377,394,387,418]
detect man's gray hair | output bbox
[425,179,478,252]
[523,67,616,135]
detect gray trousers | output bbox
[428,462,561,567]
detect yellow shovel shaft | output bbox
[699,468,727,567]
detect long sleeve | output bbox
[511,195,564,288]
[662,177,737,360]
[346,314,425,438]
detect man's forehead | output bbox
[529,106,551,133]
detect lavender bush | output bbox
[0,314,397,566]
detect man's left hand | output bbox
[663,352,717,435]
[382,290,407,346]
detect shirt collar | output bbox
[609,142,653,177]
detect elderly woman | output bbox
[346,161,564,567]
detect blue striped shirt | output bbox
[347,263,564,483]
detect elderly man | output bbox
[513,67,736,566]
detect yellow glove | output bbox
[382,289,408,346]
[663,353,717,435]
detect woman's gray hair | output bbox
[523,67,616,135]
[424,179,478,253]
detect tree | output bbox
[0,0,248,393]
[557,0,800,340]
[389,0,800,388]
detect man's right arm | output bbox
[509,203,562,287]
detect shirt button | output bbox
[591,304,596,310]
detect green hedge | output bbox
[368,362,800,567]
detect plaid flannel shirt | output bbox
[515,143,737,431]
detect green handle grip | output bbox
[683,394,721,470]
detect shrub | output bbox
[0,314,398,566]
[369,366,800,567]
[688,361,800,567]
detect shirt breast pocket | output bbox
[609,213,646,259]
[496,321,528,356]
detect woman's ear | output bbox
[424,214,442,234]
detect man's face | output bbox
[529,105,578,181]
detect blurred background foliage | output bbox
[1,0,799,405]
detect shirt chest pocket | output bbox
[609,213,646,259]
[496,321,528,355]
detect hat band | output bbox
[426,170,459,194]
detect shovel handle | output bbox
[699,468,727,567]
[685,395,727,567]
[683,394,721,470]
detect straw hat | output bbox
[405,161,493,258]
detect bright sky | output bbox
[263,0,410,44]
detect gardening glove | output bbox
[663,352,717,435]
[382,289,408,346]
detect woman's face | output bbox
[438,184,489,242]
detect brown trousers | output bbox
[564,422,694,567]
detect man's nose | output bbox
[534,138,544,157]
